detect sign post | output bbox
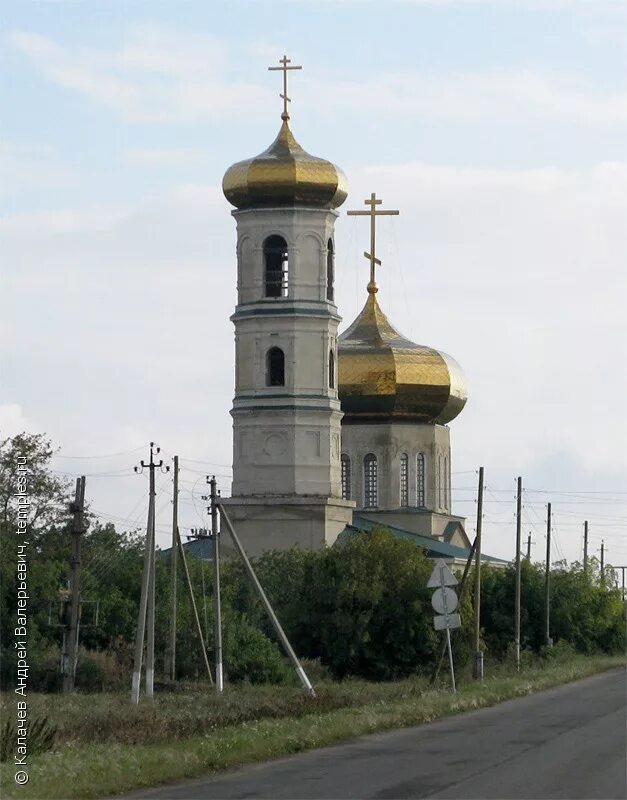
[428,559,461,692]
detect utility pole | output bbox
[131,443,169,704]
[209,476,224,693]
[526,532,533,561]
[168,455,179,682]
[544,502,552,648]
[473,466,485,680]
[514,476,522,671]
[583,520,589,574]
[63,476,86,693]
[600,540,605,584]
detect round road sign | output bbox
[431,587,458,615]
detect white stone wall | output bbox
[229,206,344,499]
[340,422,452,512]
[234,207,338,304]
[220,496,355,557]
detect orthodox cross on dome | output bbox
[347,192,399,294]
[268,55,302,121]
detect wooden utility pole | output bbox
[600,540,605,584]
[176,526,214,685]
[209,476,224,693]
[526,532,533,561]
[473,466,485,680]
[168,455,179,681]
[583,520,589,574]
[514,476,522,671]
[131,443,168,704]
[544,502,552,648]
[63,476,86,693]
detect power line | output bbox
[52,445,149,460]
[52,467,137,478]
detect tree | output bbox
[0,433,74,688]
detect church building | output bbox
[220,57,475,561]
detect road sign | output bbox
[427,559,458,588]
[428,559,461,692]
[431,587,458,615]
[434,613,461,631]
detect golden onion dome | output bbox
[222,119,348,210]
[338,291,467,425]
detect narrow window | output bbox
[329,349,335,389]
[416,453,425,508]
[364,453,378,508]
[264,235,288,298]
[326,239,335,301]
[444,455,449,512]
[400,453,409,506]
[341,454,351,501]
[438,454,443,509]
[266,347,285,387]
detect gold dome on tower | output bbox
[222,54,347,211]
[222,120,348,210]
[338,292,467,424]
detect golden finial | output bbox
[268,54,302,121]
[347,192,399,294]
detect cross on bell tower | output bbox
[268,55,302,121]
[347,192,399,294]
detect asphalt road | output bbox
[127,668,626,800]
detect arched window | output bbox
[364,453,378,508]
[416,453,425,508]
[264,235,288,298]
[341,453,351,501]
[329,349,335,389]
[326,238,334,301]
[266,347,285,387]
[400,453,409,506]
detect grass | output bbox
[0,654,624,800]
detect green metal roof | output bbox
[344,516,509,565]
[157,538,213,561]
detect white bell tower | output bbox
[220,57,354,555]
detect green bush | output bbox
[223,612,292,685]
[75,648,127,691]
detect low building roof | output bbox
[344,515,509,565]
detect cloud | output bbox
[0,140,78,199]
[122,148,208,166]
[8,25,627,128]
[7,26,271,123]
[309,69,627,127]
[0,405,35,438]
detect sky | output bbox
[2,0,626,568]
